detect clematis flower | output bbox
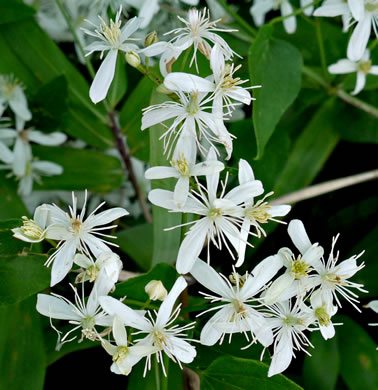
[237,159,291,267]
[191,259,276,347]
[82,7,142,103]
[250,0,297,34]
[149,149,264,274]
[73,251,123,287]
[328,50,378,95]
[100,276,197,376]
[0,75,31,124]
[101,315,157,376]
[37,272,114,348]
[266,299,313,377]
[145,133,224,207]
[43,191,129,286]
[313,0,353,32]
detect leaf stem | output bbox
[109,112,153,223]
[315,21,328,78]
[271,169,378,205]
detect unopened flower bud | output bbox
[145,31,158,47]
[145,280,167,301]
[125,51,141,68]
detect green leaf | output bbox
[0,18,113,148]
[0,219,27,255]
[0,296,46,390]
[0,172,28,219]
[274,98,340,196]
[115,224,153,271]
[32,146,124,192]
[198,356,303,390]
[112,263,178,303]
[248,25,303,159]
[302,332,340,390]
[338,316,378,390]
[0,0,35,25]
[108,55,127,109]
[120,77,154,162]
[148,89,182,267]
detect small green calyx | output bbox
[315,307,331,326]
[358,60,372,74]
[186,93,200,115]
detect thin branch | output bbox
[109,112,152,223]
[271,169,378,205]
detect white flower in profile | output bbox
[347,0,378,61]
[149,149,264,274]
[12,204,51,243]
[100,276,197,376]
[263,220,324,305]
[250,0,297,34]
[266,299,313,377]
[191,259,277,347]
[0,75,31,123]
[44,191,129,286]
[82,7,142,103]
[101,315,157,376]
[146,7,238,75]
[301,290,338,340]
[237,159,291,267]
[365,300,378,326]
[311,233,366,311]
[36,272,114,348]
[74,251,123,286]
[328,50,378,95]
[145,133,224,207]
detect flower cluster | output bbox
[0,74,66,195]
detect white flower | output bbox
[141,86,228,158]
[266,300,313,377]
[100,276,197,376]
[263,220,324,305]
[250,0,297,34]
[0,75,31,123]
[74,251,122,287]
[311,233,366,311]
[191,259,277,347]
[36,272,114,348]
[12,204,51,243]
[145,280,168,301]
[145,133,224,207]
[313,0,353,32]
[82,7,142,103]
[237,159,291,267]
[148,149,264,274]
[347,1,378,61]
[365,300,378,326]
[328,50,378,95]
[301,290,338,340]
[44,191,129,286]
[101,315,157,376]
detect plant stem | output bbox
[109,112,153,223]
[216,0,257,37]
[154,356,161,390]
[161,355,169,390]
[269,0,321,26]
[271,169,378,205]
[54,0,96,79]
[315,21,328,78]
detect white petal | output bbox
[145,166,178,180]
[210,44,225,81]
[156,276,187,328]
[90,50,118,104]
[113,315,128,346]
[148,189,177,210]
[12,138,30,176]
[336,258,360,278]
[347,16,371,61]
[351,71,366,95]
[167,336,196,363]
[264,273,295,305]
[9,86,31,121]
[85,207,128,229]
[250,0,274,26]
[225,180,264,204]
[269,205,291,217]
[226,87,252,105]
[268,330,293,376]
[302,244,324,267]
[50,240,76,286]
[281,2,296,34]
[301,0,314,15]
[328,59,357,74]
[28,130,67,146]
[249,254,284,293]
[33,161,63,175]
[199,309,228,346]
[313,3,349,17]
[287,219,312,254]
[141,106,183,130]
[320,323,335,340]
[235,219,251,267]
[174,176,190,208]
[164,73,214,93]
[73,253,93,268]
[36,294,78,320]
[348,0,364,21]
[121,16,143,40]
[191,160,224,177]
[0,142,13,163]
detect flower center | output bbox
[358,60,372,74]
[283,314,303,327]
[324,272,342,285]
[113,346,129,364]
[290,255,310,279]
[153,329,167,349]
[365,1,378,14]
[245,204,272,223]
[231,299,247,321]
[20,216,44,239]
[99,16,122,48]
[186,93,200,115]
[208,207,222,221]
[171,154,190,176]
[221,64,243,90]
[81,316,97,340]
[71,218,82,235]
[87,265,100,282]
[229,272,246,287]
[315,306,331,326]
[0,75,18,98]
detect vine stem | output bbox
[271,169,378,205]
[109,112,152,223]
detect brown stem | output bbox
[109,112,152,223]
